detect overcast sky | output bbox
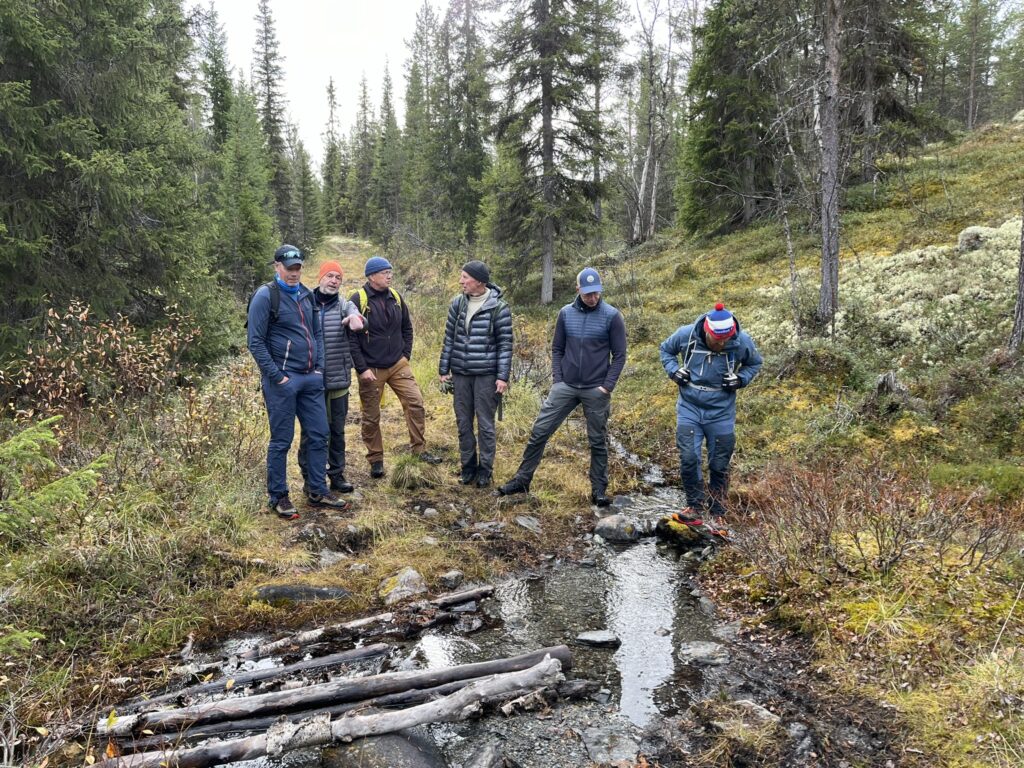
[193,0,428,167]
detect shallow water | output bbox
[411,533,715,727]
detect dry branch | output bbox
[238,586,494,660]
[96,656,565,768]
[125,644,391,713]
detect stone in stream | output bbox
[438,569,464,590]
[253,584,351,604]
[323,726,447,768]
[379,567,428,605]
[677,640,731,666]
[578,722,641,765]
[576,630,621,648]
[460,740,506,768]
[593,514,640,543]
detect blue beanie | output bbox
[364,256,393,276]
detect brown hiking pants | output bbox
[356,357,426,464]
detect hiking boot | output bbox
[459,466,477,485]
[307,490,352,511]
[272,495,300,520]
[496,478,529,496]
[330,475,355,493]
[370,461,385,479]
[591,492,612,508]
[475,471,492,488]
[417,451,443,465]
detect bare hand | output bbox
[496,380,508,394]
[345,314,364,332]
[278,376,290,385]
[359,369,377,382]
[597,386,609,395]
[439,374,452,383]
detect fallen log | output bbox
[238,586,494,660]
[98,645,571,738]
[119,676,596,752]
[125,644,392,712]
[96,655,564,768]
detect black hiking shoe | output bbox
[417,451,443,465]
[330,475,355,493]
[307,490,352,512]
[459,467,478,485]
[496,478,529,496]
[591,492,612,508]
[370,461,385,479]
[272,496,300,520]
[475,471,492,488]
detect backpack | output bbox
[244,281,281,329]
[356,287,402,316]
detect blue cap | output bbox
[364,255,394,276]
[576,267,603,294]
[274,244,303,267]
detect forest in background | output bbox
[4,0,1024,383]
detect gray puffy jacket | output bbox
[315,289,360,391]
[438,286,513,381]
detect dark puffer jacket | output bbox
[438,286,513,381]
[314,288,360,391]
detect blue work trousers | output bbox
[262,371,330,503]
[676,418,736,516]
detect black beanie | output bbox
[462,260,490,285]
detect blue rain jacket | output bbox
[659,314,763,424]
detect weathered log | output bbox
[238,586,494,660]
[120,675,595,753]
[125,644,392,713]
[96,656,564,768]
[98,645,571,738]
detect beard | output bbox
[319,283,340,296]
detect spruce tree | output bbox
[345,76,377,236]
[200,2,233,148]
[252,0,293,242]
[492,0,601,303]
[369,66,403,243]
[288,126,323,253]
[321,78,346,231]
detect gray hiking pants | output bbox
[453,374,498,475]
[512,382,611,494]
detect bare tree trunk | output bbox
[646,156,661,240]
[967,0,979,130]
[1010,195,1024,352]
[593,78,603,226]
[540,0,555,304]
[817,0,843,329]
[775,158,802,338]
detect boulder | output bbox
[379,567,428,605]
[323,727,447,768]
[438,570,464,590]
[594,514,640,543]
[957,225,989,252]
[576,630,621,648]
[253,584,351,604]
[579,723,640,765]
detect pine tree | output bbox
[252,0,293,242]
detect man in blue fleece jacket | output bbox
[497,267,627,506]
[247,245,350,520]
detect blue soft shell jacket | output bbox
[552,296,627,391]
[247,283,324,382]
[659,314,763,424]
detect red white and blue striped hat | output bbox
[704,303,736,339]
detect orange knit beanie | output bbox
[318,260,343,281]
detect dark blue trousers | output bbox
[676,418,736,516]
[262,371,329,503]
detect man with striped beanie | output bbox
[658,303,763,519]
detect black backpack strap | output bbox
[267,281,281,323]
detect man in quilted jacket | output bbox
[438,260,513,488]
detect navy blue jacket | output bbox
[438,286,514,381]
[552,296,627,391]
[247,282,324,382]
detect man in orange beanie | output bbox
[298,260,364,495]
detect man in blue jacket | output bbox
[497,267,627,506]
[247,245,351,519]
[438,260,514,488]
[659,303,762,519]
